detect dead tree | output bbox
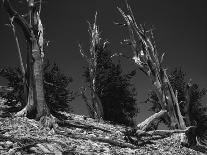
[3,0,49,121]
[114,2,198,146]
[79,13,105,120]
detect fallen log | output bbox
[136,110,167,131]
[56,118,111,133]
[136,126,196,137]
[53,125,137,149]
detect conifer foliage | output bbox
[43,60,74,115]
[0,67,24,115]
[147,68,207,145]
[0,60,73,117]
[83,43,138,126]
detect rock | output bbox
[8,148,17,155]
[0,142,4,146]
[4,132,10,137]
[15,152,22,155]
[36,144,51,153]
[46,143,62,155]
[13,142,18,148]
[5,141,13,148]
[30,146,43,154]
[0,113,204,155]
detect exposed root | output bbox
[126,116,197,147]
[144,126,195,137]
[15,107,27,117]
[126,126,196,140]
[39,114,56,129]
[136,110,167,131]
[53,125,137,149]
[49,116,137,149]
[134,110,197,146]
[56,118,111,133]
[14,109,200,150]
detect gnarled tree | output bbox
[114,1,204,148]
[147,68,207,147]
[83,42,138,126]
[3,0,49,121]
[79,13,105,120]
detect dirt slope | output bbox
[0,112,205,155]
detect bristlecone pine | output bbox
[3,0,50,121]
[113,1,207,150]
[79,13,105,120]
[1,0,206,154]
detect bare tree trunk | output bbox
[10,17,28,107]
[115,2,196,146]
[30,36,49,120]
[3,0,49,120]
[117,4,185,130]
[79,13,104,120]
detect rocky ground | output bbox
[0,112,205,155]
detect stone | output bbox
[5,141,13,148]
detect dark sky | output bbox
[0,0,207,124]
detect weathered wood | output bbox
[55,117,111,133]
[137,110,167,131]
[117,2,186,130]
[3,0,49,121]
[53,125,137,149]
[115,1,200,147]
[79,13,104,120]
[134,127,195,140]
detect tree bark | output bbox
[136,110,167,131]
[117,3,186,130]
[3,0,49,120]
[79,14,104,120]
[116,2,197,147]
[136,126,195,137]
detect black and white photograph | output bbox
[0,0,207,154]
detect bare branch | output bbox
[137,110,167,131]
[3,0,31,41]
[9,18,25,77]
[117,1,186,130]
[79,13,104,120]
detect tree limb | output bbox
[134,126,196,139]
[3,0,31,41]
[53,125,137,149]
[136,110,167,131]
[55,118,111,133]
[10,19,25,78]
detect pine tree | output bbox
[3,0,48,120]
[0,60,73,117]
[43,60,73,116]
[147,68,207,145]
[83,44,138,126]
